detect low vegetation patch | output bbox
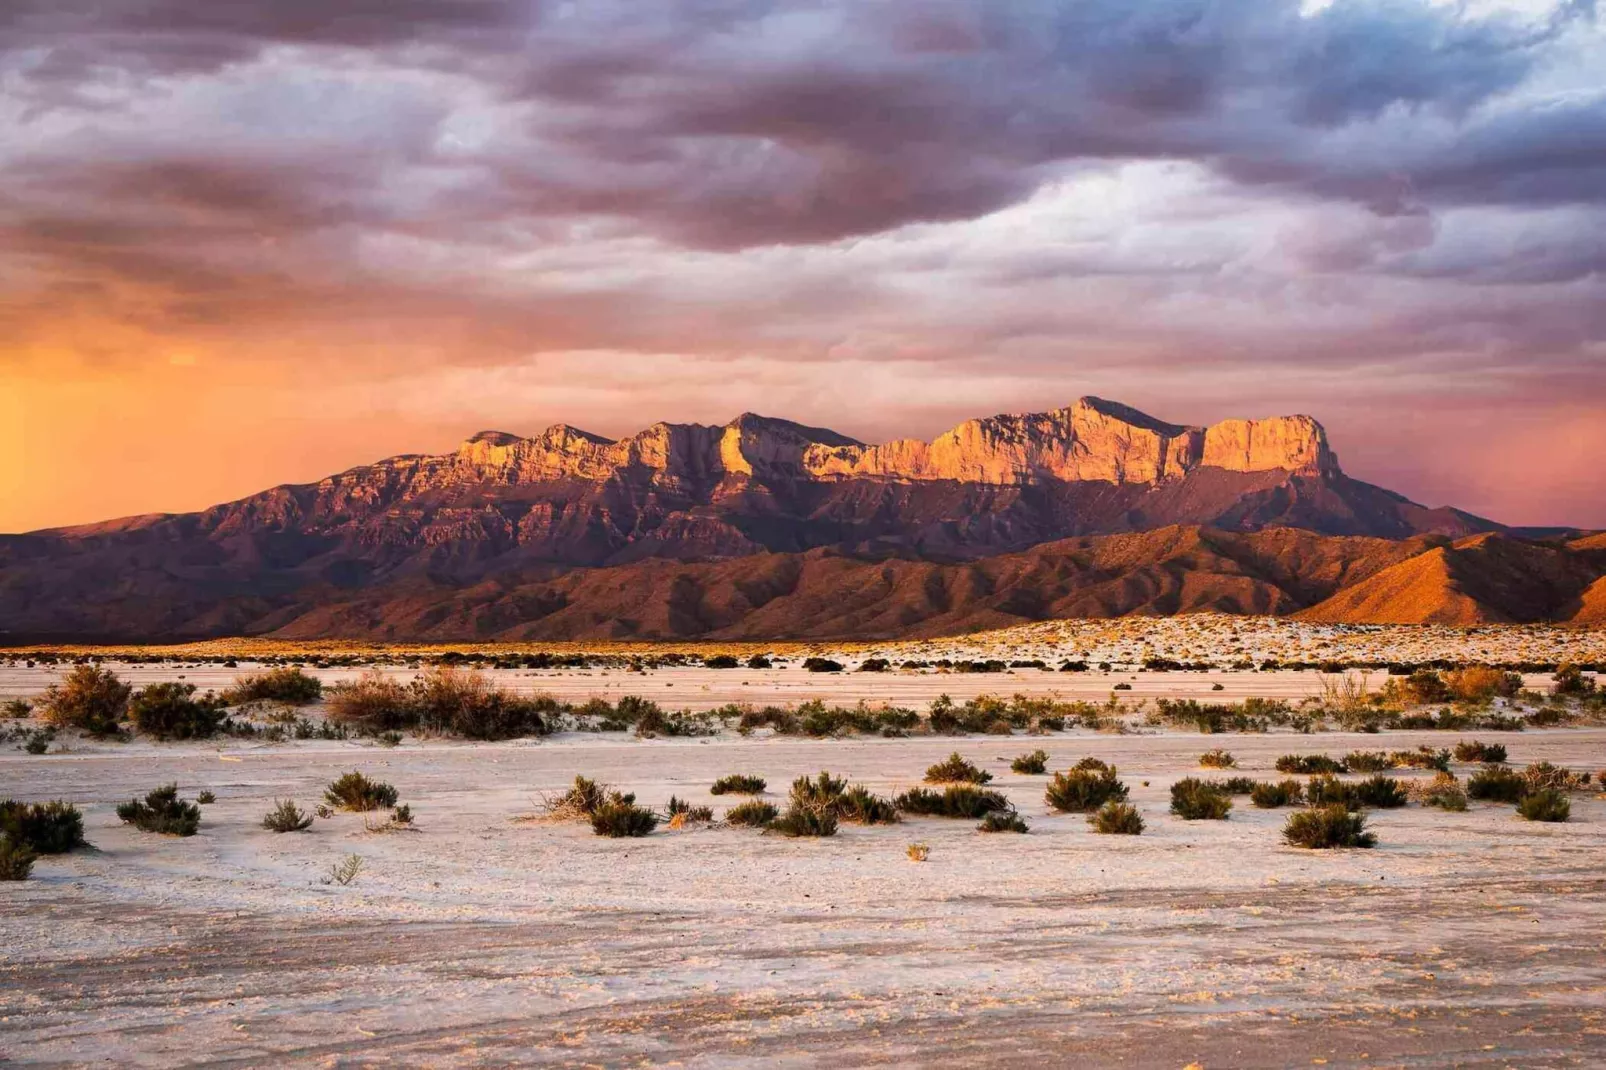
[327,668,551,740]
[543,776,632,819]
[1283,805,1377,849]
[38,664,130,736]
[224,667,323,706]
[1351,774,1409,809]
[1250,779,1304,808]
[1467,766,1527,803]
[978,810,1030,833]
[1088,801,1144,835]
[0,799,86,854]
[1198,749,1236,769]
[129,682,226,740]
[724,800,779,827]
[1170,778,1232,820]
[0,836,36,881]
[710,774,766,796]
[1342,750,1391,773]
[1044,767,1128,813]
[1010,749,1048,775]
[1389,747,1451,772]
[666,796,715,823]
[591,801,659,837]
[1276,754,1345,775]
[323,772,399,812]
[766,805,838,837]
[836,785,901,825]
[896,785,1011,819]
[1453,740,1508,764]
[1516,789,1571,823]
[116,784,201,836]
[261,799,315,833]
[1521,761,1591,793]
[924,752,992,784]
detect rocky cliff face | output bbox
[0,398,1502,641]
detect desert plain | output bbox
[3,618,1605,1068]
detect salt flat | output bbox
[4,722,1606,1068]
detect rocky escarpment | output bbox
[0,398,1505,641]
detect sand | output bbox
[5,716,1606,1067]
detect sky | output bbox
[3,0,1605,532]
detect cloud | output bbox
[0,0,1604,528]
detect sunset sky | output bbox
[4,0,1605,532]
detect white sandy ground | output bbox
[4,705,1606,1068]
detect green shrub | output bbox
[1553,664,1595,695]
[1284,805,1376,849]
[1198,749,1236,769]
[545,775,622,818]
[766,806,838,837]
[1351,774,1408,809]
[790,771,847,808]
[978,810,1030,833]
[1423,781,1469,811]
[116,784,201,836]
[0,836,36,881]
[1250,779,1304,808]
[724,801,779,827]
[196,790,216,804]
[1275,754,1343,775]
[703,655,738,669]
[836,786,901,825]
[1044,767,1128,813]
[1305,775,1356,809]
[128,682,225,740]
[1010,749,1048,775]
[802,658,843,673]
[667,796,715,822]
[4,698,33,718]
[0,799,86,853]
[591,801,659,837]
[1343,750,1391,773]
[1169,778,1231,820]
[1467,766,1527,803]
[896,785,1011,819]
[261,799,314,832]
[323,772,399,812]
[1217,776,1258,795]
[710,774,766,796]
[224,667,323,706]
[1453,740,1507,764]
[1516,789,1570,822]
[1074,757,1112,772]
[1088,801,1144,835]
[38,665,130,735]
[924,752,992,784]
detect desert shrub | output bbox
[703,655,738,669]
[413,668,551,739]
[1389,747,1450,772]
[1250,779,1304,808]
[196,790,216,804]
[859,658,890,672]
[978,809,1030,833]
[896,785,1011,819]
[1553,664,1595,695]
[545,775,616,818]
[766,806,838,837]
[836,786,901,825]
[38,664,130,735]
[1444,666,1522,702]
[802,657,843,673]
[666,796,715,822]
[1217,776,1259,795]
[1010,749,1049,775]
[710,774,766,796]
[1343,750,1391,773]
[323,772,399,812]
[1198,749,1236,769]
[1421,775,1469,811]
[0,799,86,853]
[745,654,772,669]
[1453,740,1507,764]
[1044,767,1128,813]
[1074,757,1112,772]
[591,801,659,837]
[1305,775,1356,809]
[724,801,779,827]
[1284,805,1376,849]
[1385,669,1451,706]
[1170,778,1232,820]
[1521,761,1591,793]
[1516,789,1570,822]
[1467,766,1526,803]
[1276,754,1344,775]
[3,698,30,719]
[906,841,930,861]
[326,672,419,731]
[128,682,226,740]
[1154,697,1293,733]
[924,752,993,784]
[116,784,201,836]
[23,729,52,754]
[1088,801,1144,835]
[0,836,36,881]
[790,772,848,809]
[1351,775,1408,809]
[261,799,314,832]
[224,667,323,706]
[322,854,363,885]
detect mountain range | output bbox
[3,397,1600,641]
